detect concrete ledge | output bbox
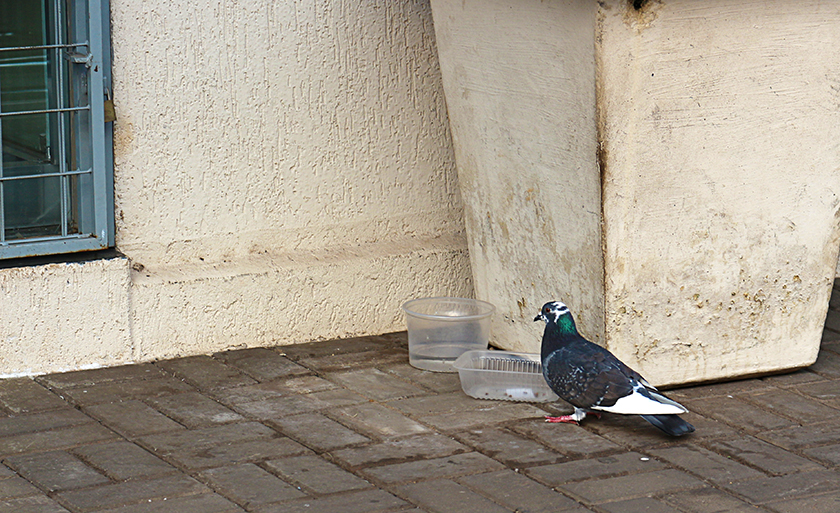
[0,256,133,377]
[130,233,472,360]
[0,234,471,376]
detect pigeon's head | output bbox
[534,301,571,324]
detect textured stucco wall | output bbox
[0,258,132,377]
[0,0,471,375]
[430,0,603,352]
[109,0,471,358]
[599,0,840,385]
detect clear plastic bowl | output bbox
[453,350,559,402]
[402,297,495,372]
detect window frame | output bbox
[0,0,113,260]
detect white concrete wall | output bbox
[599,0,840,385]
[430,0,603,352]
[0,0,471,375]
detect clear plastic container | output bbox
[402,297,495,372]
[453,350,559,402]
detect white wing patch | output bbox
[593,384,688,415]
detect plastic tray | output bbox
[453,350,559,402]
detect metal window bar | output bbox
[0,76,4,243]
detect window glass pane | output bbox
[2,112,61,176]
[3,175,78,240]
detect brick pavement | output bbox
[0,282,838,512]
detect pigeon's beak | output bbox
[534,315,541,322]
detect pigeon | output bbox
[535,300,695,436]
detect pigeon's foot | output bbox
[544,410,600,425]
[544,415,579,425]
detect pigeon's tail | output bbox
[640,414,695,436]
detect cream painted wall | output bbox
[0,0,471,375]
[599,0,840,384]
[430,0,603,352]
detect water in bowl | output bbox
[409,341,476,372]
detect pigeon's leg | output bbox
[545,407,589,425]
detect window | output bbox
[0,0,112,260]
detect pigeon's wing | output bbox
[542,341,636,410]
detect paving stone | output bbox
[395,479,510,513]
[331,403,430,438]
[270,413,369,451]
[720,469,840,504]
[73,441,178,480]
[598,497,677,513]
[0,475,41,499]
[326,368,426,401]
[685,396,797,432]
[578,414,692,448]
[758,419,840,450]
[647,444,763,484]
[5,451,109,492]
[37,365,166,389]
[199,463,305,507]
[667,379,775,401]
[229,396,322,420]
[511,419,622,458]
[273,375,337,395]
[661,487,761,513]
[705,436,824,476]
[587,412,737,448]
[795,379,840,402]
[215,348,310,382]
[156,356,257,390]
[360,452,504,484]
[231,389,368,421]
[762,370,826,388]
[457,469,584,512]
[454,427,565,468]
[304,388,370,408]
[280,337,392,360]
[383,364,463,394]
[255,488,407,513]
[0,409,93,437]
[329,433,469,468]
[825,309,840,333]
[830,286,840,309]
[808,351,840,379]
[211,381,297,405]
[56,378,195,406]
[822,330,840,343]
[0,494,70,513]
[524,452,664,486]
[56,474,209,512]
[389,392,498,416]
[740,389,840,422]
[0,379,68,414]
[95,493,244,513]
[144,393,244,428]
[802,442,840,467]
[264,455,371,494]
[296,348,409,373]
[416,403,548,432]
[84,400,185,437]
[137,422,275,454]
[765,490,840,513]
[164,437,311,471]
[0,423,118,457]
[557,468,706,504]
